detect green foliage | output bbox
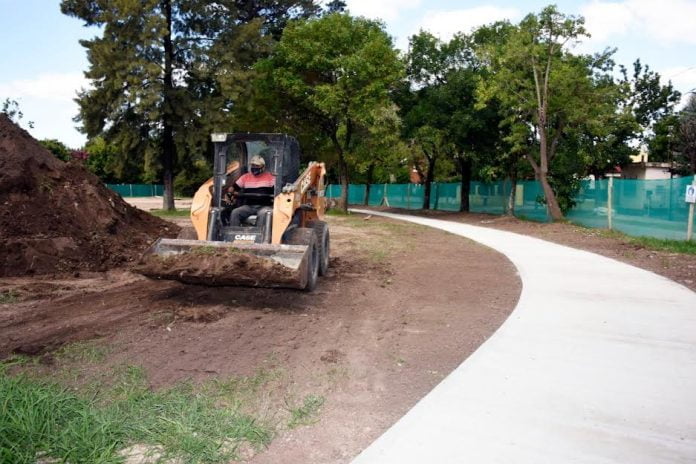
[174,158,211,197]
[0,290,19,304]
[287,395,325,429]
[1,98,34,129]
[84,136,128,183]
[39,139,72,162]
[61,0,317,208]
[675,94,696,174]
[0,364,273,463]
[628,236,696,255]
[256,13,404,207]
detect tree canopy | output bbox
[61,0,317,209]
[256,13,403,210]
[59,3,686,220]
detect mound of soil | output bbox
[134,248,301,288]
[0,114,177,276]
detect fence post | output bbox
[688,178,696,241]
[407,183,411,209]
[129,184,133,197]
[607,177,614,230]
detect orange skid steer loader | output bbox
[138,133,329,291]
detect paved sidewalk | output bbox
[350,210,696,464]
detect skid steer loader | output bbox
[138,133,329,291]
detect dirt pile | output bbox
[0,114,177,276]
[134,248,301,288]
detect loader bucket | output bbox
[134,238,312,290]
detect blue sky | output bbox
[1,0,695,148]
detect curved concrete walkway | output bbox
[350,210,696,464]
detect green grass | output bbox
[150,208,191,217]
[0,363,274,463]
[286,394,324,429]
[325,208,352,216]
[628,236,696,255]
[0,290,19,304]
[589,228,696,255]
[54,340,109,364]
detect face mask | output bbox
[250,166,263,176]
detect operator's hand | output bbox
[223,188,237,206]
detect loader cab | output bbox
[208,133,301,244]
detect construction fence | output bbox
[327,175,696,241]
[106,183,164,197]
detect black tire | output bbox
[282,227,319,291]
[304,234,319,291]
[309,220,330,276]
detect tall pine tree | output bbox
[62,0,318,209]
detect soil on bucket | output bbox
[134,248,300,287]
[0,114,177,276]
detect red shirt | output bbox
[235,171,275,189]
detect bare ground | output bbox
[0,214,521,463]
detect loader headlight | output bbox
[211,133,227,142]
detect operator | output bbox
[227,154,276,227]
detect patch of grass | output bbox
[286,394,325,429]
[591,228,696,255]
[54,340,109,364]
[192,245,218,255]
[0,364,273,463]
[150,208,191,217]
[325,208,352,216]
[0,290,19,304]
[628,236,696,255]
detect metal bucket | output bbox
[135,238,311,289]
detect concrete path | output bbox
[350,210,696,464]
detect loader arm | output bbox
[271,161,326,245]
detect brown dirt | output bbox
[134,248,300,288]
[0,215,521,462]
[0,114,177,277]
[379,207,696,292]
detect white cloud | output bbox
[417,6,522,42]
[0,72,88,102]
[581,0,696,45]
[346,0,422,22]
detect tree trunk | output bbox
[338,157,349,213]
[506,170,517,216]
[422,156,435,210]
[458,157,472,212]
[161,0,175,211]
[539,172,563,220]
[364,162,375,206]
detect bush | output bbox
[174,159,211,197]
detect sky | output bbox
[0,0,695,148]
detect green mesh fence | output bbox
[611,176,695,240]
[106,184,164,197]
[327,175,696,240]
[566,179,611,229]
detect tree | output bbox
[256,13,403,211]
[38,139,72,162]
[62,0,317,209]
[400,31,504,211]
[2,98,34,129]
[324,0,347,14]
[477,6,607,220]
[351,104,408,205]
[676,94,696,174]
